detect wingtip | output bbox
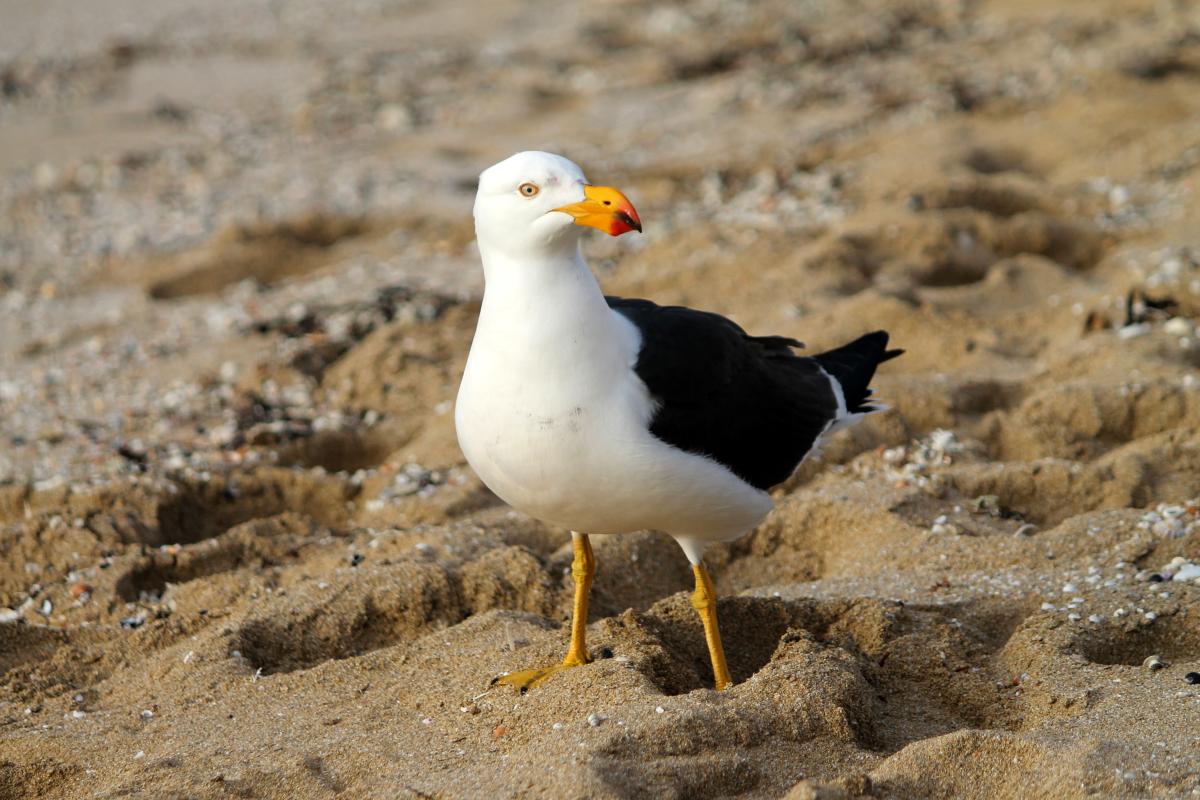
[859,331,903,363]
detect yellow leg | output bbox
[494,532,594,692]
[563,532,594,666]
[691,563,733,691]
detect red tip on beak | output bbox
[555,185,642,236]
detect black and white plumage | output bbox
[455,152,902,565]
[608,297,901,491]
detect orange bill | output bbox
[554,185,642,236]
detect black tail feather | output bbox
[813,331,903,413]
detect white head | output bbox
[473,151,641,260]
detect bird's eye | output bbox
[518,182,540,197]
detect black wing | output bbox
[607,296,867,490]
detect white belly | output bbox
[455,308,772,541]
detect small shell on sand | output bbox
[1172,563,1200,582]
[1163,317,1194,336]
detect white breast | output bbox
[455,250,772,542]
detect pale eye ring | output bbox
[518,182,540,197]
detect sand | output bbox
[3,0,1200,797]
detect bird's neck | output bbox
[473,241,622,370]
[478,240,609,320]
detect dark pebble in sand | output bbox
[1149,574,1165,582]
[1186,672,1200,685]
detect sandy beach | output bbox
[3,0,1200,797]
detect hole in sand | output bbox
[961,145,1038,176]
[636,596,819,696]
[910,177,1047,219]
[152,479,292,546]
[855,601,1030,751]
[1073,615,1200,666]
[113,515,312,602]
[0,624,71,678]
[273,428,399,473]
[146,212,367,299]
[143,471,349,546]
[235,614,378,675]
[233,563,462,674]
[918,255,992,288]
[114,543,247,603]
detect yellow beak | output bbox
[554,185,642,236]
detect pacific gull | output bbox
[456,151,902,691]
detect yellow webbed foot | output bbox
[492,657,588,693]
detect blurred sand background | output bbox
[3,0,1200,797]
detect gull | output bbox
[456,151,901,691]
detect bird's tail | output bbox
[813,330,903,414]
